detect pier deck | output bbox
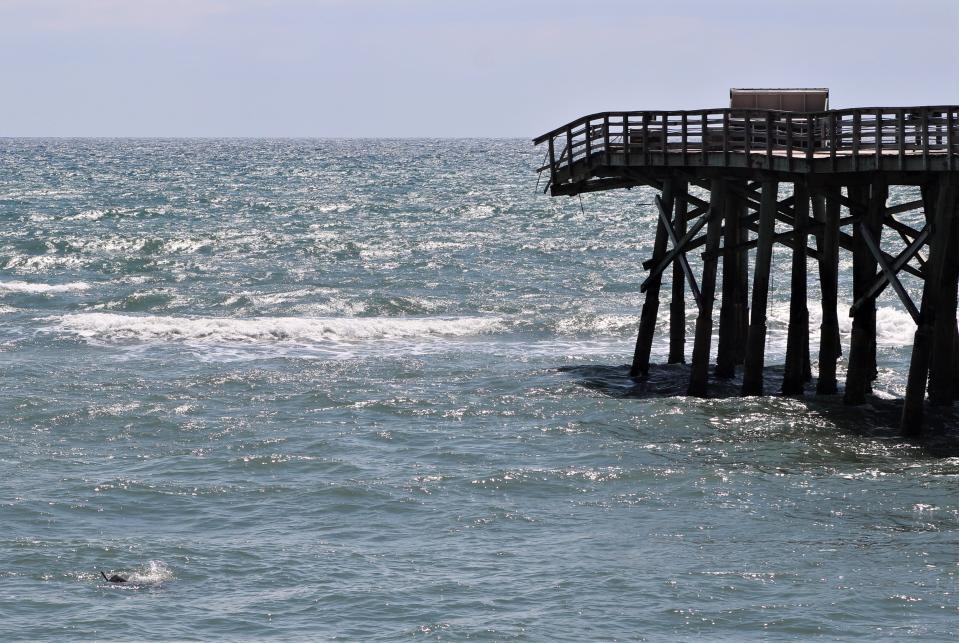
[534,104,959,437]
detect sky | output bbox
[1,0,957,137]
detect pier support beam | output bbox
[816,186,842,394]
[716,180,748,378]
[689,179,725,397]
[741,180,778,396]
[928,188,959,406]
[783,181,811,395]
[631,179,676,377]
[668,180,689,364]
[845,180,885,404]
[902,175,959,435]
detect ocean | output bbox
[1,138,957,640]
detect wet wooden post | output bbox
[928,183,959,406]
[735,184,750,365]
[867,179,888,387]
[631,178,676,377]
[688,179,725,397]
[782,181,810,394]
[903,174,959,435]
[952,323,959,402]
[815,185,842,394]
[668,180,689,364]
[918,181,959,401]
[741,179,778,395]
[844,182,883,404]
[716,180,746,378]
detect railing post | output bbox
[946,108,956,172]
[722,111,730,166]
[548,136,556,186]
[681,113,688,165]
[585,117,593,169]
[623,114,630,166]
[786,113,794,172]
[642,113,650,166]
[853,111,861,171]
[744,112,752,166]
[897,109,905,171]
[875,109,883,170]
[566,127,574,173]
[662,112,669,166]
[701,113,708,165]
[603,114,610,165]
[829,113,837,171]
[765,112,773,163]
[806,114,814,168]
[922,108,930,170]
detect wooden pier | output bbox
[534,99,959,436]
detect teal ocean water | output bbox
[1,139,957,640]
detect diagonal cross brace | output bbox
[641,207,708,287]
[640,195,704,310]
[852,223,921,323]
[850,223,929,318]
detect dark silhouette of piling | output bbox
[631,179,675,377]
[815,186,842,394]
[668,180,688,364]
[741,180,778,396]
[844,183,882,404]
[688,179,725,397]
[782,181,810,395]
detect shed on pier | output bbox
[729,88,829,111]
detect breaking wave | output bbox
[0,280,90,294]
[52,312,506,346]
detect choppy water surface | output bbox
[1,139,957,640]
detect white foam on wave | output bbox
[53,312,505,346]
[66,209,106,221]
[556,313,637,335]
[4,255,86,271]
[126,560,173,585]
[0,280,90,294]
[874,306,917,346]
[767,303,914,349]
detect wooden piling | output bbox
[668,180,688,364]
[741,180,778,396]
[782,181,810,395]
[716,180,746,378]
[815,186,842,394]
[952,324,959,401]
[928,186,959,406]
[688,179,725,397]
[735,185,750,365]
[631,178,676,377]
[902,174,959,435]
[844,182,883,404]
[867,180,888,387]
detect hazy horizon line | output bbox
[0,134,537,141]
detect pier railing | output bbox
[534,107,959,183]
